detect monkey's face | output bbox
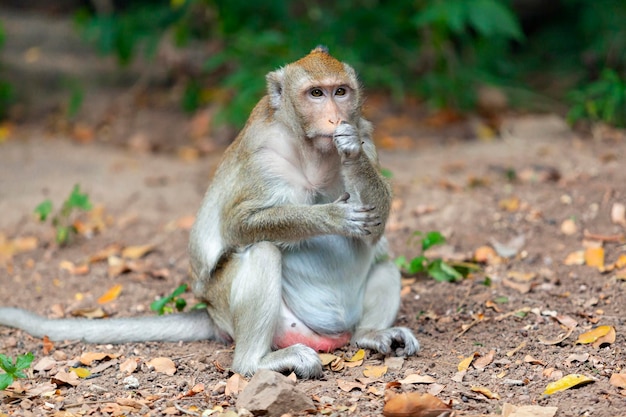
[296,80,358,151]
[266,49,363,152]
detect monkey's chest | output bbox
[280,236,373,335]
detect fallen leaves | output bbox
[146,357,177,376]
[575,325,616,347]
[97,283,123,304]
[543,374,595,395]
[383,391,450,417]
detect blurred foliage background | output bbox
[1,0,626,128]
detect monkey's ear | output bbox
[266,68,285,109]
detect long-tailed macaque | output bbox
[0,46,419,378]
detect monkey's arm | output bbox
[333,120,392,240]
[224,198,379,247]
[0,307,221,343]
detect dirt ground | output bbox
[1,9,626,417]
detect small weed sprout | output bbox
[150,284,207,315]
[0,353,34,390]
[34,184,92,246]
[396,231,478,282]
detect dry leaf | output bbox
[383,392,450,417]
[506,341,527,357]
[69,367,91,378]
[122,244,155,259]
[611,203,626,226]
[33,357,57,372]
[51,370,81,386]
[59,260,90,275]
[502,403,558,417]
[458,354,477,372]
[147,357,176,376]
[471,385,500,399]
[363,365,388,378]
[337,379,366,392]
[609,373,626,389]
[564,250,585,266]
[42,336,54,355]
[399,374,436,384]
[560,219,578,235]
[319,353,339,366]
[524,355,546,366]
[225,373,247,396]
[97,284,123,304]
[474,246,500,264]
[555,314,578,329]
[79,352,119,366]
[120,358,139,374]
[584,247,605,269]
[564,353,589,366]
[88,243,122,263]
[507,271,537,282]
[485,300,502,312]
[575,325,613,344]
[384,357,405,370]
[499,197,520,212]
[543,374,594,395]
[473,350,495,370]
[592,325,616,348]
[428,383,446,396]
[451,370,466,382]
[538,327,574,345]
[502,278,532,294]
[71,307,107,319]
[348,349,366,362]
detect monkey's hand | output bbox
[353,327,420,356]
[333,193,382,236]
[333,122,362,161]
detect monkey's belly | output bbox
[273,304,351,352]
[281,236,372,336]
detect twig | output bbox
[174,402,201,416]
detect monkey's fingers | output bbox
[258,344,324,379]
[354,327,420,356]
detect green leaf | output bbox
[0,354,15,373]
[494,296,509,304]
[0,373,13,390]
[421,231,446,251]
[14,353,34,372]
[175,297,187,311]
[171,284,188,298]
[56,226,70,245]
[408,255,428,274]
[395,255,408,270]
[191,302,207,310]
[427,259,463,282]
[150,296,171,315]
[66,185,92,211]
[380,168,393,179]
[467,0,524,41]
[34,200,53,222]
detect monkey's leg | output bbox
[352,252,420,356]
[228,242,323,378]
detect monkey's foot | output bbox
[353,327,420,356]
[258,344,324,379]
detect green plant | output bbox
[411,0,524,110]
[396,231,478,282]
[567,69,626,127]
[0,353,34,390]
[150,284,207,315]
[34,184,93,245]
[0,20,14,120]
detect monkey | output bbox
[0,46,419,379]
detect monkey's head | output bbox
[266,46,363,151]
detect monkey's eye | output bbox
[310,88,324,97]
[335,87,347,96]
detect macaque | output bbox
[0,46,419,378]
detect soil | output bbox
[1,9,626,417]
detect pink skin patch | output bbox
[273,330,352,352]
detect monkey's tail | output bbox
[0,307,220,344]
